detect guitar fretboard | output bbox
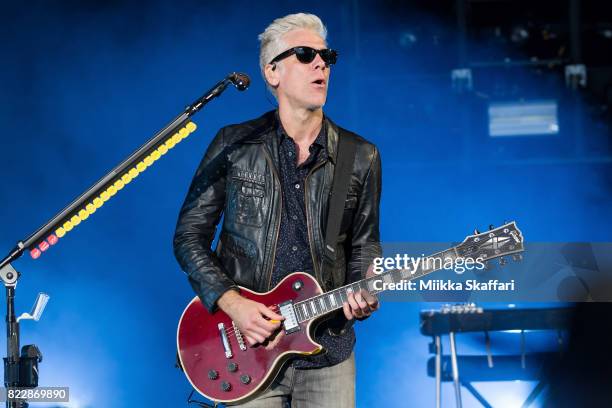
[293,247,459,323]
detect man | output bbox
[173,13,382,407]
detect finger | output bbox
[355,291,369,311]
[361,290,378,316]
[354,296,370,317]
[346,293,363,318]
[346,292,359,310]
[247,320,274,338]
[248,328,271,341]
[254,317,280,335]
[246,333,265,345]
[362,290,379,310]
[259,305,285,321]
[342,301,353,320]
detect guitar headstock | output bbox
[456,221,524,264]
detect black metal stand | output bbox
[187,389,217,408]
[1,264,25,408]
[4,288,22,408]
[0,72,250,408]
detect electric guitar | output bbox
[177,222,524,404]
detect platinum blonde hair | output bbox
[258,13,328,95]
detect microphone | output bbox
[229,72,250,91]
[187,72,251,115]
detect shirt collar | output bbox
[275,111,328,156]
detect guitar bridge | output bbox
[279,301,300,334]
[232,321,247,351]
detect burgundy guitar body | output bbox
[177,272,324,405]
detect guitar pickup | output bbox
[218,323,233,358]
[279,301,300,334]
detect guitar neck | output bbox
[293,246,459,323]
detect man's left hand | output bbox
[342,289,379,320]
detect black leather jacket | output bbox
[173,110,382,313]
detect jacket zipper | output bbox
[263,145,282,290]
[304,160,327,288]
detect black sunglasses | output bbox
[270,46,338,66]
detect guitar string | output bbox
[221,264,510,339]
[211,238,520,340]
[220,244,519,337]
[220,249,461,335]
[220,272,423,338]
[221,290,381,337]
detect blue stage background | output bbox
[1,1,611,407]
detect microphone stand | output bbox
[0,72,250,408]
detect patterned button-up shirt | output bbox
[271,117,355,369]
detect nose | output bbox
[312,52,327,70]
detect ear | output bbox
[264,63,280,88]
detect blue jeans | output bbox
[232,353,355,408]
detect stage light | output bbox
[30,248,41,259]
[186,122,197,132]
[565,64,587,89]
[511,25,529,43]
[70,215,81,226]
[488,100,559,137]
[38,240,49,252]
[78,209,89,220]
[399,31,418,48]
[47,234,58,245]
[452,68,473,93]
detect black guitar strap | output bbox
[322,131,357,279]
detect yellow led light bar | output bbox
[49,121,198,243]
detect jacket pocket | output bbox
[227,175,265,227]
[217,231,258,286]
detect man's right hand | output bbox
[217,290,284,346]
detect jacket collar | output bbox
[248,110,338,165]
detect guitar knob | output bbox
[499,257,507,266]
[208,369,219,380]
[240,374,251,384]
[221,381,232,392]
[473,228,480,234]
[293,280,303,291]
[513,254,523,262]
[228,362,238,372]
[489,225,495,230]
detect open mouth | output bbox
[312,79,326,86]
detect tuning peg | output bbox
[499,257,507,266]
[474,228,480,234]
[489,225,495,230]
[512,254,523,262]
